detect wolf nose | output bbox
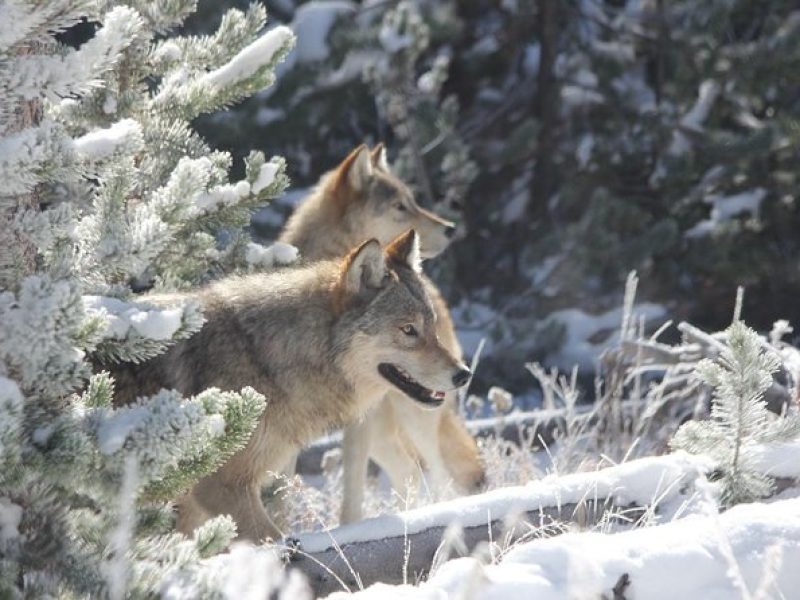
[452,367,472,388]
[444,224,456,238]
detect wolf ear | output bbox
[370,143,390,172]
[339,239,388,303]
[335,144,373,194]
[385,229,422,273]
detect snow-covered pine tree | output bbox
[671,320,800,507]
[364,1,477,222]
[189,2,476,249]
[0,1,296,596]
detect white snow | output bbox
[95,405,150,455]
[127,306,183,341]
[0,376,23,408]
[255,107,285,126]
[83,295,184,341]
[450,300,499,357]
[541,303,667,371]
[471,36,500,56]
[102,94,117,115]
[501,172,531,224]
[263,2,356,98]
[235,180,252,197]
[575,134,594,169]
[318,50,381,88]
[749,441,800,479]
[245,242,300,268]
[0,497,23,543]
[202,26,295,88]
[685,188,767,239]
[32,424,54,446]
[297,452,709,553]
[681,80,721,131]
[432,499,800,600]
[73,118,143,160]
[611,71,657,114]
[669,80,720,156]
[194,181,252,213]
[560,85,604,111]
[417,71,437,94]
[153,41,181,63]
[163,542,311,600]
[591,40,635,63]
[251,161,280,195]
[289,2,355,64]
[206,414,226,438]
[332,498,800,600]
[523,43,540,76]
[379,22,413,53]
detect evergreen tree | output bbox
[187,0,800,392]
[671,320,800,507]
[0,1,295,595]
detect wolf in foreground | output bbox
[279,144,485,523]
[112,230,471,542]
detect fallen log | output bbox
[286,453,708,597]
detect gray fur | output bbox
[111,243,463,542]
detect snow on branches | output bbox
[0,0,293,596]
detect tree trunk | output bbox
[528,0,559,219]
[0,45,43,289]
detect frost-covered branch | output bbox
[152,26,295,119]
[0,6,143,103]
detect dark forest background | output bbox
[79,0,800,398]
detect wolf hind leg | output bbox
[175,491,211,536]
[190,473,281,543]
[262,452,298,531]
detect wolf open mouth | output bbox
[378,363,446,406]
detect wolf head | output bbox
[330,144,456,259]
[334,230,471,407]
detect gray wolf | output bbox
[279,144,485,523]
[112,230,471,542]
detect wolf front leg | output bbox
[340,418,372,524]
[387,392,453,496]
[367,398,423,505]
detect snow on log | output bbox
[332,498,800,600]
[286,453,711,596]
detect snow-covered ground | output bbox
[296,452,711,554]
[187,445,800,600]
[332,498,800,600]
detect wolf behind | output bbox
[112,230,471,542]
[279,144,485,523]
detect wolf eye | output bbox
[400,324,418,336]
[394,202,407,212]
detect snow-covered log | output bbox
[332,498,800,600]
[287,443,800,596]
[286,453,710,596]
